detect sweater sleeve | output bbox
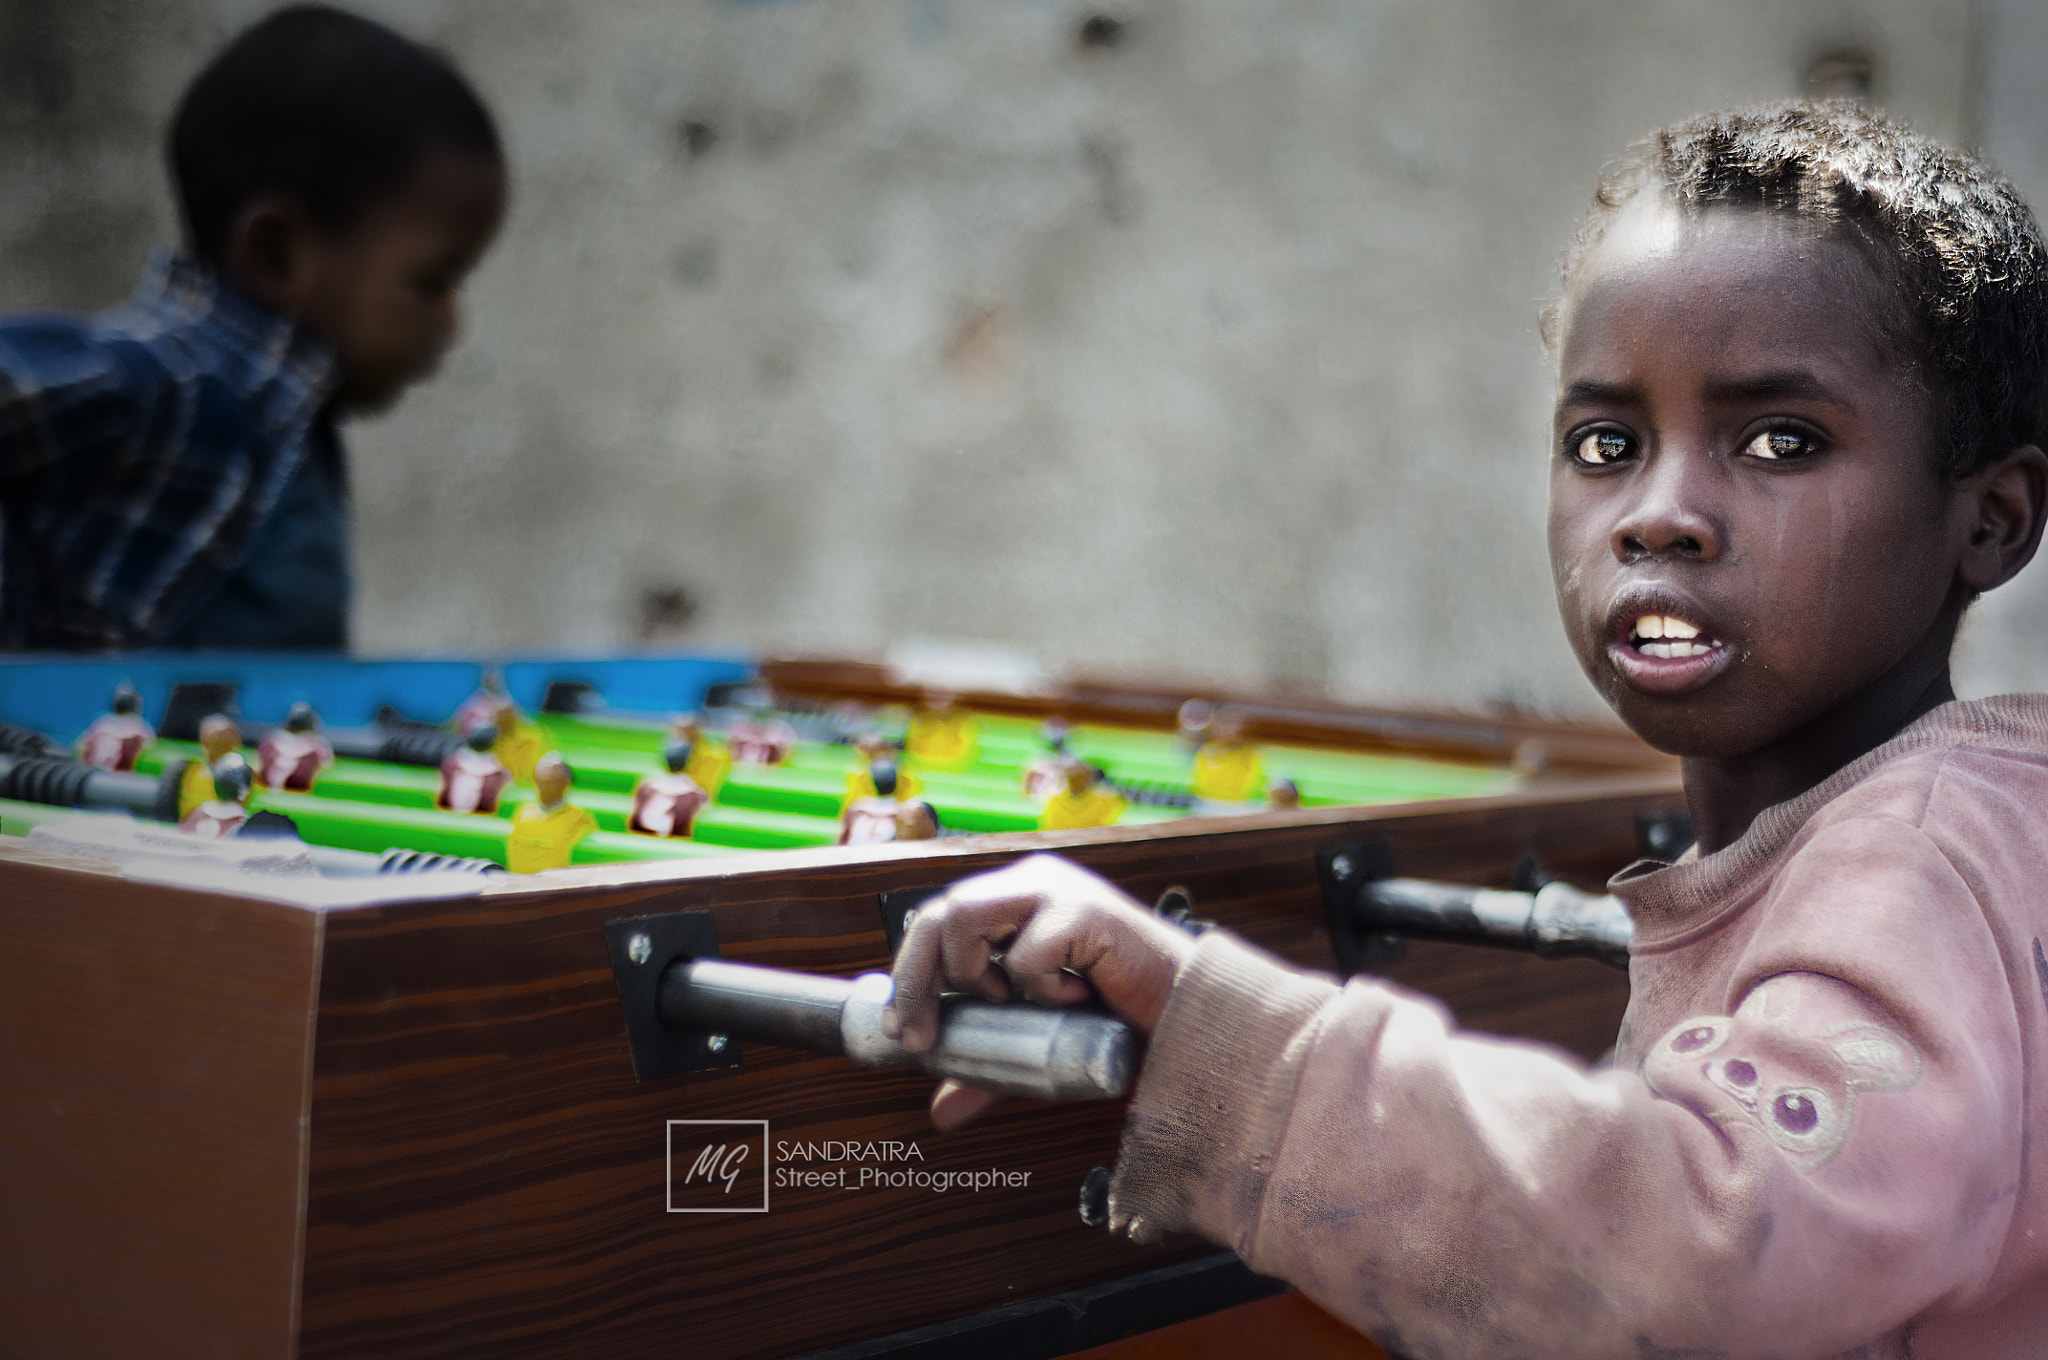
[1107,819,2025,1360]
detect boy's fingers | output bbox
[884,904,948,1050]
[939,916,1014,1004]
[886,887,1034,1049]
[885,853,1163,1048]
[929,1079,1004,1132]
[1000,912,1105,1007]
[1004,903,1192,1030]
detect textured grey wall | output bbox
[6,0,2037,718]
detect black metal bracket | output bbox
[1316,836,1400,977]
[878,884,946,955]
[160,682,240,742]
[604,908,744,1080]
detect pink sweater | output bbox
[1107,697,2048,1359]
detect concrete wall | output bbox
[5,0,2036,718]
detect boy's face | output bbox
[1548,203,1973,758]
[277,148,507,413]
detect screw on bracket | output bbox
[1079,1164,1112,1228]
[627,933,653,966]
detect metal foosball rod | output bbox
[0,750,171,818]
[1343,873,1634,969]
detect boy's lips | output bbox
[1605,600,1735,695]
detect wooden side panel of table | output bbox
[0,855,323,1359]
[296,781,1667,1359]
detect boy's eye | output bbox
[1742,429,1819,461]
[1569,430,1635,467]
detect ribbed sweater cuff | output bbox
[1106,931,1340,1248]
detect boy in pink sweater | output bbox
[886,101,2048,1358]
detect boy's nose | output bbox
[1610,450,1723,563]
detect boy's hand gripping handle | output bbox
[656,956,1136,1101]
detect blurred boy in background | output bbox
[0,5,506,650]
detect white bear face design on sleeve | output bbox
[1647,977,1921,1170]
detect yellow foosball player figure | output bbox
[453,672,541,783]
[906,693,978,773]
[1039,760,1125,831]
[1191,710,1265,802]
[490,703,543,785]
[837,760,940,846]
[177,752,253,840]
[176,712,244,819]
[845,732,922,804]
[670,713,732,796]
[629,741,711,838]
[79,683,154,772]
[505,752,597,873]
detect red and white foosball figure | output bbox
[728,709,796,766]
[1021,718,1074,804]
[178,754,252,839]
[257,701,334,792]
[837,760,940,846]
[629,741,711,838]
[452,670,512,737]
[79,683,153,772]
[437,725,512,815]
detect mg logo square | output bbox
[666,1120,769,1213]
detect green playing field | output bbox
[0,707,1517,872]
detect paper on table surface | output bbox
[26,813,487,907]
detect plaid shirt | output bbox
[0,253,339,649]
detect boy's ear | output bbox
[219,194,326,315]
[1957,444,2048,595]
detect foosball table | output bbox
[0,652,1682,1359]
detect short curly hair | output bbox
[1551,99,2048,480]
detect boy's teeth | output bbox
[1630,614,1718,658]
[1632,613,1699,641]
